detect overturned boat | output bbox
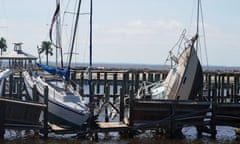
[136,31,203,100]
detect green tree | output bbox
[0,37,7,56]
[39,41,53,65]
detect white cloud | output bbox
[106,19,182,35]
[91,20,185,64]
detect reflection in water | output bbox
[2,126,240,144]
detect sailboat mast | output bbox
[88,0,93,82]
[67,0,82,68]
[88,0,94,130]
[195,0,200,52]
[196,0,200,35]
[55,0,63,68]
[89,0,93,68]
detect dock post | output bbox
[71,71,76,90]
[104,84,109,122]
[113,72,118,102]
[17,80,21,99]
[207,74,211,101]
[217,74,221,102]
[19,71,23,99]
[226,74,230,99]
[128,87,134,138]
[168,102,176,138]
[162,71,167,80]
[9,74,13,98]
[96,72,100,94]
[234,75,238,103]
[134,72,139,93]
[79,71,84,96]
[104,72,107,88]
[148,72,153,82]
[213,74,218,103]
[0,101,5,140]
[32,84,38,102]
[231,84,234,102]
[235,74,239,103]
[122,72,129,95]
[211,78,217,138]
[43,86,48,139]
[16,71,23,99]
[220,74,224,103]
[155,73,160,81]
[125,72,129,95]
[142,73,146,81]
[119,87,124,122]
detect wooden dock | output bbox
[0,97,47,139]
[1,68,240,140]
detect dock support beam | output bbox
[0,101,5,140]
[9,74,13,98]
[119,88,124,122]
[43,86,48,139]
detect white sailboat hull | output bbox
[23,71,89,127]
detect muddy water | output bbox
[1,126,240,144]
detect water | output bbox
[2,126,240,143]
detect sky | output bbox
[0,0,240,67]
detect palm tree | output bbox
[0,37,7,56]
[39,41,53,65]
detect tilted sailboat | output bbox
[23,0,89,128]
[136,1,203,101]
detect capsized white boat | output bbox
[136,32,203,100]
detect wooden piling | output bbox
[71,71,77,90]
[88,82,95,135]
[9,74,13,98]
[79,71,84,96]
[207,74,211,101]
[122,72,129,95]
[211,77,217,138]
[32,84,38,102]
[0,101,5,139]
[155,73,160,82]
[234,75,238,103]
[218,74,221,99]
[128,87,134,138]
[96,72,100,94]
[142,73,146,81]
[231,84,234,102]
[119,88,124,122]
[129,87,134,128]
[43,86,48,139]
[104,72,107,88]
[134,72,139,93]
[148,72,153,82]
[104,84,110,122]
[113,72,118,99]
[226,74,230,98]
[220,75,224,103]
